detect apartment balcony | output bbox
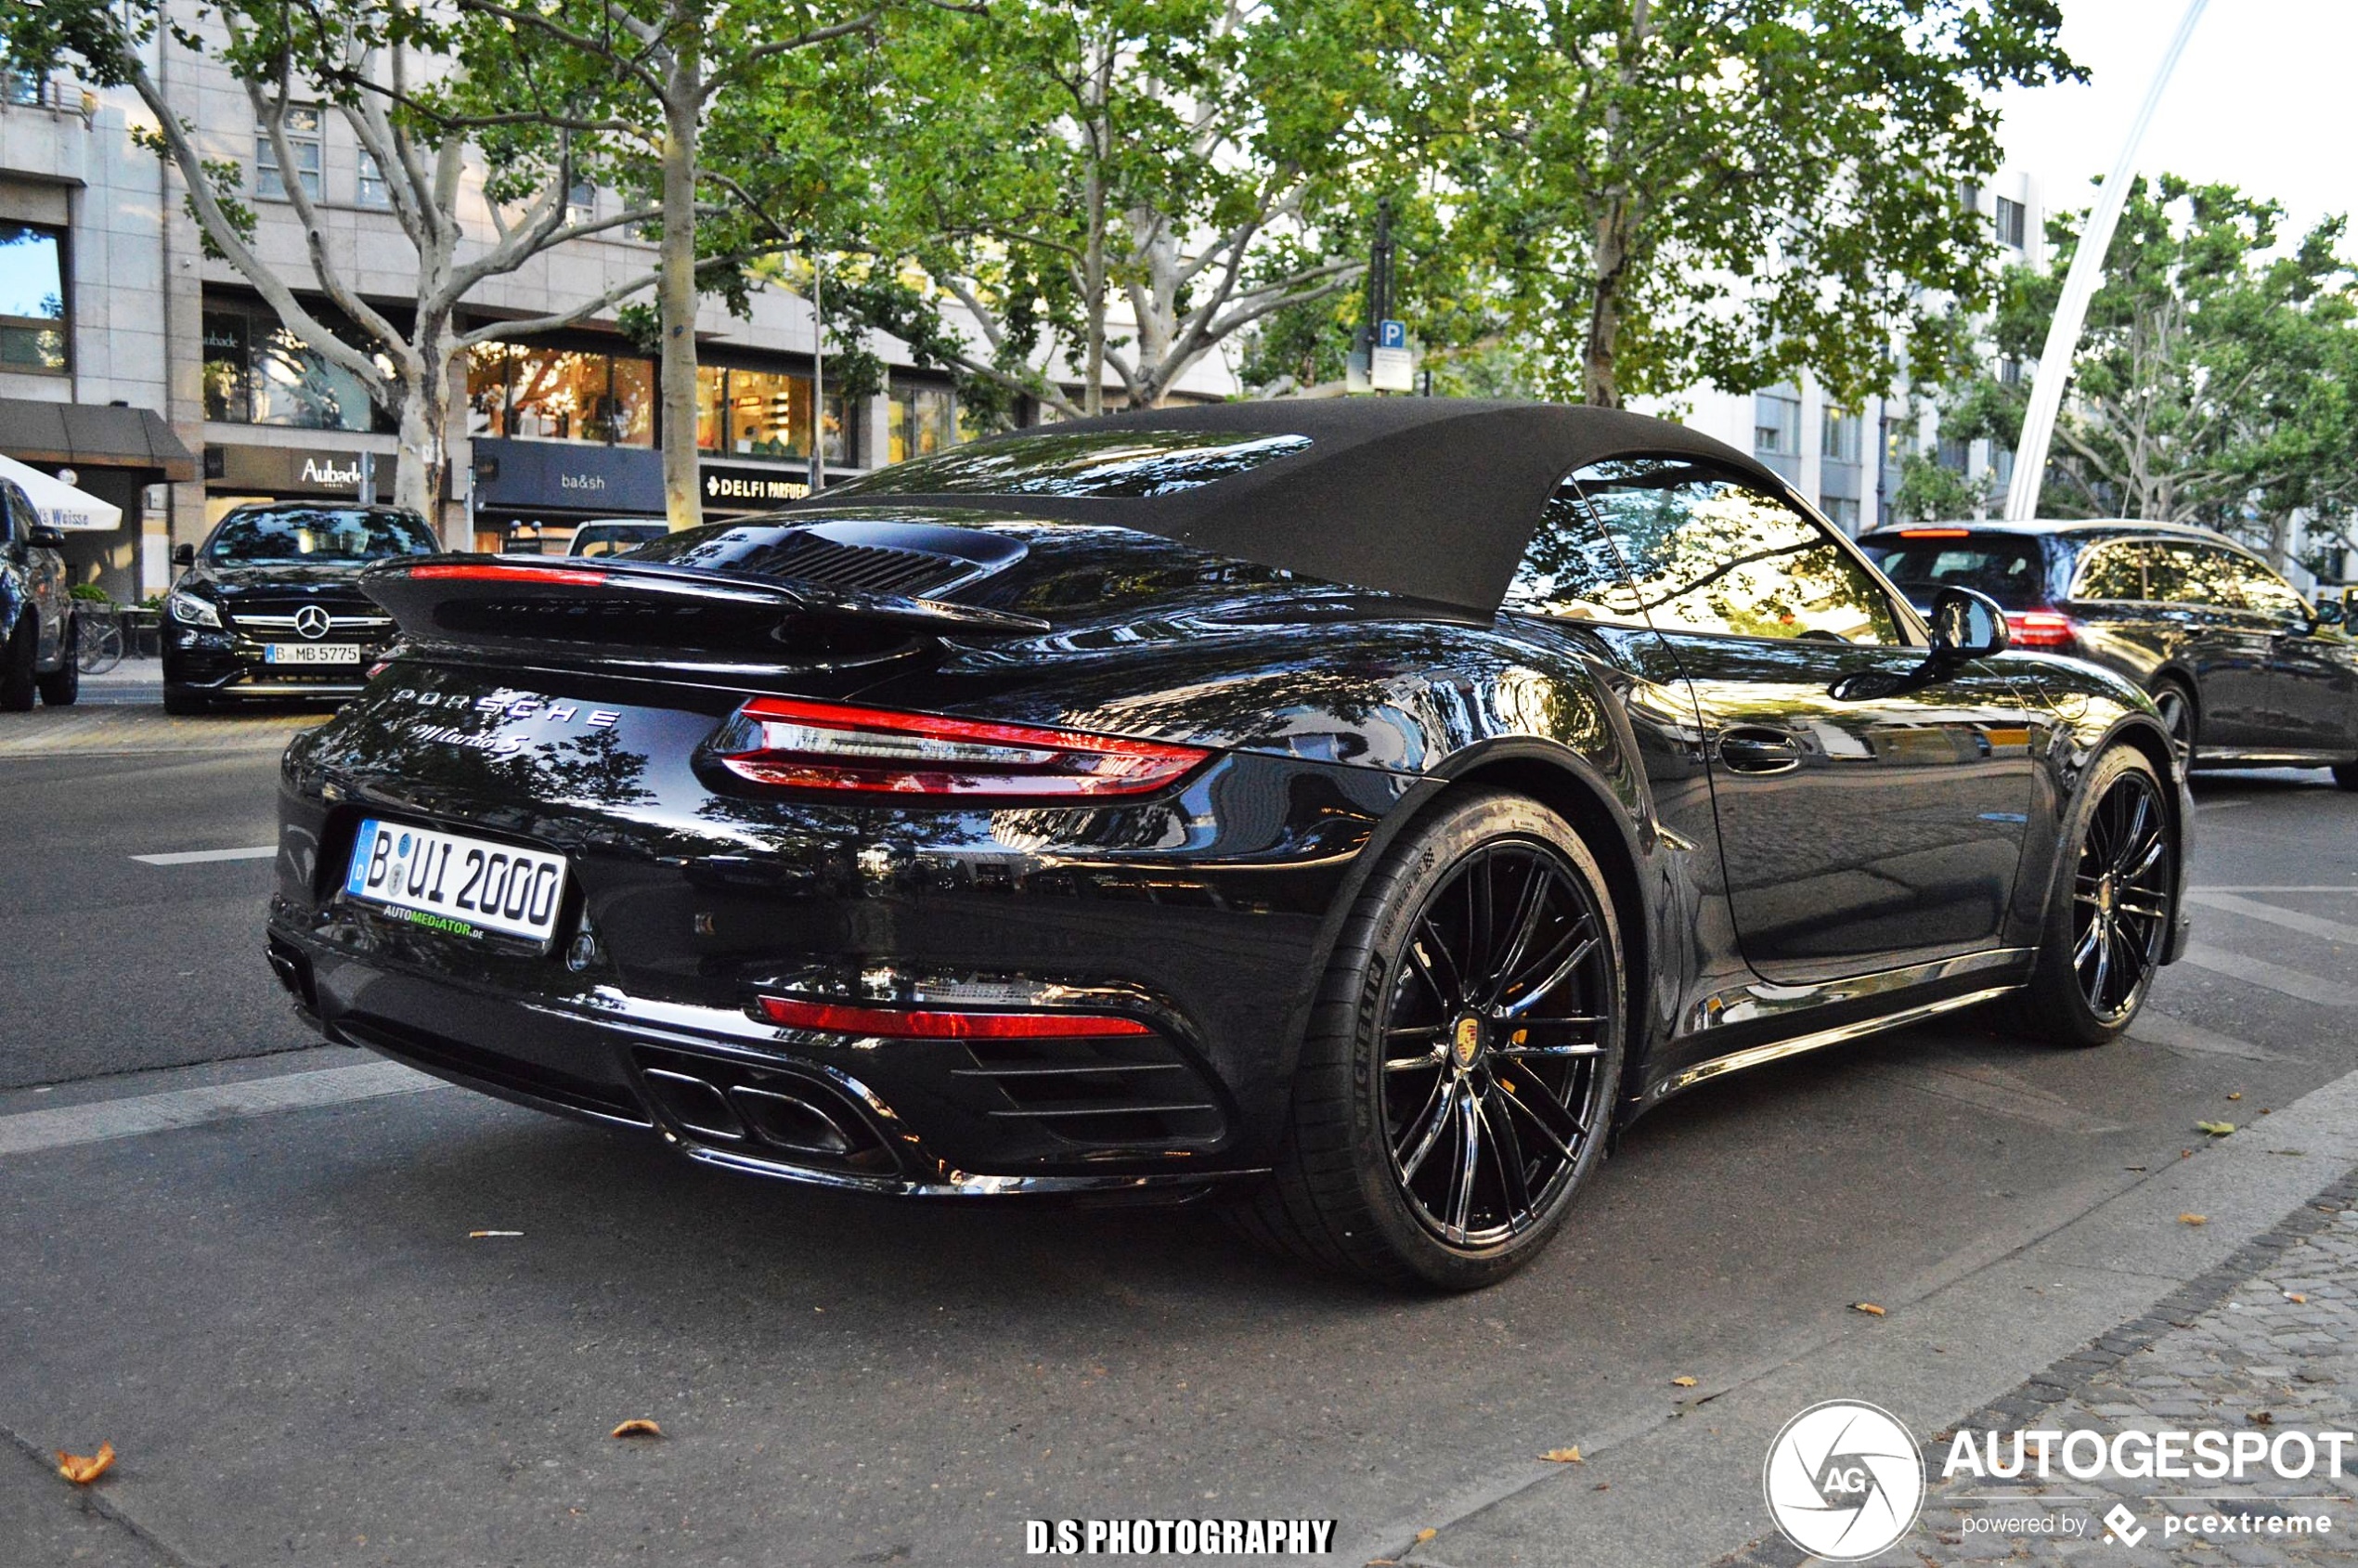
[0,74,97,187]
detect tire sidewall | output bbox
[1338,792,1625,1289]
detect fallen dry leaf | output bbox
[1852,1302,1886,1316]
[1414,1528,1438,1544]
[2287,1292,2309,1304]
[1593,1482,1610,1492]
[2226,1092,2243,1101]
[56,1444,114,1485]
[2197,1121,2236,1137]
[2180,1212,2209,1225]
[1671,1375,1698,1388]
[2250,1411,2275,1427]
[609,1419,663,1439]
[1538,1447,1583,1464]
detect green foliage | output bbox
[1945,175,2358,570]
[1889,452,1990,525]
[1384,1,2078,407]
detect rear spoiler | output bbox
[358,555,1047,664]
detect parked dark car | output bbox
[267,403,2188,1289]
[163,502,439,714]
[1860,521,2358,787]
[0,475,79,709]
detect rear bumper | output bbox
[269,932,1266,1199]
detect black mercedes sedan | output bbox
[163,502,438,713]
[1860,521,2358,787]
[266,402,2189,1289]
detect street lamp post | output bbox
[2003,0,2209,523]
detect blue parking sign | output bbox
[1378,319,1407,350]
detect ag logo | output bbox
[1762,1400,1924,1561]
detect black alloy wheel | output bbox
[2067,768,2171,1022]
[2150,681,2196,766]
[1235,790,1625,1289]
[35,617,77,706]
[1380,842,1615,1249]
[1999,746,2174,1046]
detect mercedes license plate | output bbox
[265,642,362,665]
[343,819,568,944]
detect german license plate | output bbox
[265,642,362,665]
[343,820,568,944]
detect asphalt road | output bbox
[2,707,2355,1568]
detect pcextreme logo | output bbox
[1762,1400,1926,1562]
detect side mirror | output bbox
[1928,586,2012,661]
[25,526,66,550]
[172,543,196,568]
[2316,598,2346,627]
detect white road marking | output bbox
[2184,891,2358,946]
[131,846,277,865]
[2127,1010,2285,1062]
[0,1062,442,1158]
[2177,945,2358,1008]
[2190,885,2358,895]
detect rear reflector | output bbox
[406,562,611,587]
[713,696,1209,797]
[758,995,1152,1038]
[2007,610,2077,649]
[1898,528,1973,538]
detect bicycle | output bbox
[74,600,125,675]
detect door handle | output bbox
[1717,728,1804,774]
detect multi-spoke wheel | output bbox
[1999,746,2175,1046]
[1234,790,1624,1289]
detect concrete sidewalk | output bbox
[1379,1059,2358,1567]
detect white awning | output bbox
[0,452,123,532]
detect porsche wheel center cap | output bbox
[1451,1015,1486,1071]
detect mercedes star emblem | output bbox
[293,604,333,641]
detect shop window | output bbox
[257,108,324,201]
[887,385,959,465]
[201,303,379,432]
[716,367,852,463]
[0,223,67,373]
[356,150,391,209]
[468,343,657,447]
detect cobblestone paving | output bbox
[1723,1170,2358,1566]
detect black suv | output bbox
[1860,520,2357,784]
[163,502,438,714]
[0,475,79,710]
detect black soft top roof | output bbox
[782,398,1785,615]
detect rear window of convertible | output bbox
[829,430,1311,500]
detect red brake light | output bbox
[2006,611,2077,649]
[408,562,610,587]
[1898,528,1973,538]
[715,697,1210,797]
[758,995,1151,1038]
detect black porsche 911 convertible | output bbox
[266,400,2189,1289]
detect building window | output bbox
[1999,356,2023,386]
[1753,391,1802,458]
[1882,414,1912,470]
[256,107,324,201]
[1,58,44,107]
[201,302,380,431]
[1937,434,1970,473]
[1960,181,1982,214]
[1994,196,2027,249]
[1820,496,1860,533]
[356,150,391,209]
[467,343,654,446]
[1820,408,1861,463]
[566,180,595,226]
[887,384,959,464]
[0,223,68,373]
[694,365,853,464]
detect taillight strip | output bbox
[717,696,1209,798]
[758,995,1152,1038]
[407,563,611,587]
